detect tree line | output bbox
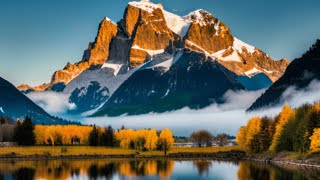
[189,130,233,147]
[10,117,175,155]
[236,103,320,153]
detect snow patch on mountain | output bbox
[163,10,191,37]
[128,0,163,13]
[132,45,165,57]
[263,69,273,74]
[211,49,242,62]
[245,67,262,77]
[185,40,211,57]
[0,106,4,114]
[101,63,123,76]
[233,37,256,54]
[64,68,135,97]
[187,9,219,28]
[104,17,116,25]
[151,51,183,71]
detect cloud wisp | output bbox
[84,89,271,136]
[28,79,320,137]
[27,91,76,114]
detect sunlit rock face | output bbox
[17,0,290,116]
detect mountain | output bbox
[92,50,245,116]
[0,77,53,124]
[248,39,320,111]
[18,0,290,116]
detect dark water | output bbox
[0,159,319,180]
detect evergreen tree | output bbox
[13,116,36,146]
[102,125,116,147]
[89,125,100,146]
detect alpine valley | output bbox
[17,0,292,118]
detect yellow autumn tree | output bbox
[135,129,148,151]
[236,126,247,149]
[34,125,92,145]
[145,129,158,151]
[310,128,320,151]
[245,117,262,152]
[269,104,294,152]
[116,129,136,149]
[159,128,174,155]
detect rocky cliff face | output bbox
[182,10,289,83]
[18,0,291,116]
[119,2,180,68]
[185,10,234,54]
[51,18,118,86]
[19,18,118,92]
[83,18,118,65]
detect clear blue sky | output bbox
[1,0,319,86]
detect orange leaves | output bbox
[236,117,262,152]
[236,126,247,149]
[34,125,92,145]
[269,105,294,152]
[159,128,175,155]
[116,128,173,152]
[310,128,320,151]
[159,128,174,146]
[145,129,158,151]
[116,129,136,149]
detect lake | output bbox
[0,159,319,180]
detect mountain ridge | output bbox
[248,39,320,111]
[16,0,290,116]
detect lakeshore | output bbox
[1,146,320,169]
[0,146,244,161]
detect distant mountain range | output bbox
[248,39,320,111]
[16,0,290,117]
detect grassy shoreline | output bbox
[0,146,244,160]
[1,146,320,169]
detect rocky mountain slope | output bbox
[18,0,290,116]
[248,40,320,111]
[0,77,56,124]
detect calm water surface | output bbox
[0,159,319,180]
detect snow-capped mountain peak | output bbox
[233,37,256,54]
[186,9,219,27]
[17,1,290,117]
[162,10,191,37]
[104,17,116,25]
[128,0,163,13]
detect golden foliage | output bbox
[236,126,247,149]
[269,104,294,152]
[145,129,158,151]
[34,125,92,145]
[116,129,136,149]
[245,117,262,148]
[159,128,175,154]
[116,129,160,151]
[310,128,320,151]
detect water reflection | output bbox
[237,161,320,180]
[193,160,212,176]
[0,159,319,179]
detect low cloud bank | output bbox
[84,89,271,136]
[27,91,76,114]
[29,80,320,137]
[280,79,320,108]
[85,80,320,136]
